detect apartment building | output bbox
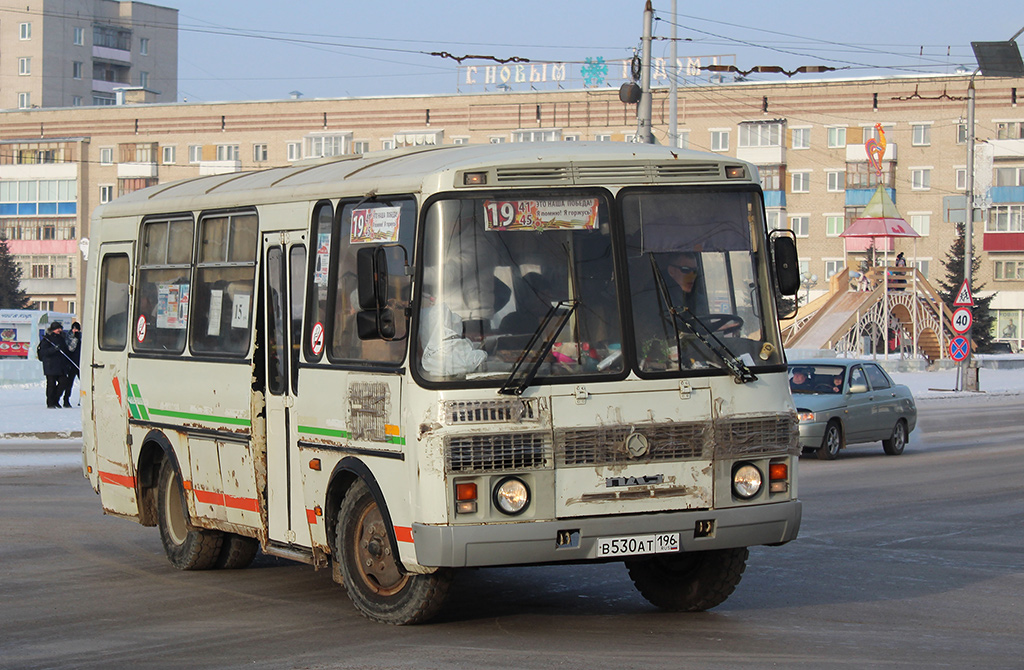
[0,0,177,110]
[1,72,1022,348]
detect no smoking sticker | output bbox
[136,314,148,342]
[310,321,324,356]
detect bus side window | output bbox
[190,212,259,356]
[98,254,130,350]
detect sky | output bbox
[160,1,1023,104]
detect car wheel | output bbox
[816,421,842,460]
[882,419,907,455]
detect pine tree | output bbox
[0,237,30,309]
[937,223,995,352]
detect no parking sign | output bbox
[949,336,970,362]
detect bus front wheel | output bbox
[625,546,748,611]
[335,480,452,625]
[156,459,224,570]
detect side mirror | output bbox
[770,231,800,296]
[356,245,409,341]
[357,246,388,310]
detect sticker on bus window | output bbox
[483,198,599,231]
[314,233,331,286]
[136,314,147,343]
[350,206,401,244]
[208,289,224,337]
[231,293,251,329]
[156,283,189,330]
[310,321,324,356]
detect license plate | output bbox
[596,532,680,558]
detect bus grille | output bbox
[655,163,723,180]
[574,165,650,183]
[442,399,538,424]
[445,432,552,473]
[495,166,572,183]
[716,413,799,457]
[555,422,711,466]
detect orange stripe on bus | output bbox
[98,471,136,488]
[306,508,318,524]
[192,488,259,513]
[394,526,413,543]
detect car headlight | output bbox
[732,464,763,499]
[797,410,815,423]
[493,477,530,515]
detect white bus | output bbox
[82,142,802,624]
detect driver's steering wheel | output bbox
[703,313,744,335]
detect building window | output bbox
[490,136,508,144]
[792,127,811,149]
[20,23,31,40]
[140,37,149,55]
[93,95,116,106]
[956,123,968,144]
[826,171,845,192]
[739,122,781,148]
[73,27,85,45]
[72,61,85,79]
[676,130,690,149]
[791,172,811,193]
[100,185,113,204]
[19,58,31,76]
[996,167,1024,187]
[988,205,1024,232]
[512,129,561,142]
[118,178,157,197]
[188,145,202,163]
[216,145,239,161]
[352,141,370,154]
[286,142,300,161]
[790,215,810,237]
[909,213,931,236]
[911,168,931,190]
[72,96,82,106]
[995,260,1024,280]
[956,168,968,191]
[252,144,268,162]
[846,161,894,189]
[914,260,930,279]
[452,137,470,145]
[759,166,783,191]
[304,133,351,158]
[996,122,1024,140]
[862,124,894,143]
[827,127,846,148]
[824,260,844,278]
[380,139,394,151]
[766,210,784,231]
[911,123,932,146]
[162,146,176,164]
[93,24,131,51]
[140,72,149,88]
[710,130,729,152]
[825,215,845,237]
[97,147,113,166]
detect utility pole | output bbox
[637,1,655,144]
[668,0,677,148]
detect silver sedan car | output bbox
[788,359,917,460]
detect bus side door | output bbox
[87,242,140,517]
[263,236,310,546]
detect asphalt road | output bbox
[2,395,1022,670]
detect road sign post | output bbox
[953,279,976,391]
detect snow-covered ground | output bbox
[2,367,1022,439]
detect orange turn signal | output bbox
[309,458,321,471]
[769,463,788,481]
[455,482,478,501]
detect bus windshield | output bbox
[622,187,784,374]
[416,193,622,384]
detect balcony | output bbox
[988,139,1024,159]
[846,143,897,162]
[736,145,784,165]
[117,162,157,179]
[92,45,131,64]
[199,160,241,176]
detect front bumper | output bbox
[412,500,802,568]
[797,421,826,448]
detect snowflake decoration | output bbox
[581,57,608,88]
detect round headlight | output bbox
[732,464,763,499]
[493,477,530,515]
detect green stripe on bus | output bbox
[297,425,351,439]
[127,401,140,420]
[148,408,251,426]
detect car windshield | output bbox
[789,364,846,394]
[622,188,785,374]
[415,193,623,384]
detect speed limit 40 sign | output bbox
[951,307,973,335]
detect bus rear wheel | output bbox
[156,459,224,570]
[216,533,260,569]
[335,480,452,625]
[625,547,748,611]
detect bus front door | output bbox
[262,238,310,547]
[87,242,139,517]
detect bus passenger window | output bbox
[98,254,130,350]
[190,212,259,356]
[135,217,193,353]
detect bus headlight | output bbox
[493,477,530,515]
[732,464,763,499]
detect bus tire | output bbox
[625,546,748,612]
[335,479,452,625]
[216,533,260,569]
[156,459,224,570]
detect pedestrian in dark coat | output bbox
[38,321,71,408]
[63,321,82,407]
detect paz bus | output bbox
[81,142,802,624]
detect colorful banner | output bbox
[351,207,401,244]
[0,341,30,357]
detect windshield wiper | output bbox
[498,300,578,396]
[648,255,756,384]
